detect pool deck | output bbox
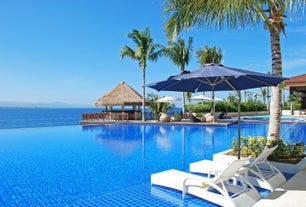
[253,166,306,207]
[80,119,237,126]
[80,114,306,126]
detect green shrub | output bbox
[187,100,267,113]
[187,103,211,113]
[230,136,267,158]
[241,100,267,112]
[215,102,228,111]
[196,113,203,118]
[230,136,305,164]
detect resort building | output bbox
[285,73,306,110]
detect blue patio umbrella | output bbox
[147,63,287,158]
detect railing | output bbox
[281,117,306,144]
[82,112,129,121]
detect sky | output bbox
[0,0,306,107]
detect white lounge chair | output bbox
[190,159,230,177]
[151,158,261,207]
[246,145,287,191]
[189,145,286,192]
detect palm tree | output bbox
[244,66,253,102]
[196,45,223,121]
[164,0,305,141]
[147,93,174,120]
[280,81,287,107]
[260,88,267,105]
[164,37,193,117]
[196,45,223,66]
[186,92,192,105]
[120,27,164,121]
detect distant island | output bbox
[0,101,93,108]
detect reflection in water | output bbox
[95,135,141,157]
[82,122,306,171]
[155,126,175,152]
[84,124,143,157]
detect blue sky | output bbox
[0,0,305,107]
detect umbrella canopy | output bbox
[147,63,287,159]
[147,63,286,92]
[156,95,180,103]
[191,94,222,102]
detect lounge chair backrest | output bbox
[189,113,201,122]
[219,157,250,182]
[249,145,278,167]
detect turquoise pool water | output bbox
[242,115,306,123]
[0,122,305,206]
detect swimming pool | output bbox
[0,122,305,206]
[242,115,306,123]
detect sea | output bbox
[0,108,102,129]
[0,107,182,129]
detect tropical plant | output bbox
[163,37,193,118]
[163,0,305,142]
[187,102,211,113]
[120,27,164,121]
[243,66,253,102]
[147,93,159,119]
[186,92,192,105]
[196,45,223,66]
[196,45,223,121]
[280,81,287,107]
[260,88,267,105]
[227,93,238,104]
[241,99,267,112]
[284,94,302,111]
[230,136,305,164]
[147,93,175,119]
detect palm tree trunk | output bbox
[181,92,186,118]
[267,29,283,142]
[266,86,270,111]
[142,69,146,121]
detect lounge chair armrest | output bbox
[182,177,228,199]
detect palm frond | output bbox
[120,46,137,60]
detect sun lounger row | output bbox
[151,145,287,207]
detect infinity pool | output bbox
[0,122,305,206]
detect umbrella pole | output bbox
[154,101,157,122]
[212,87,215,122]
[237,90,241,159]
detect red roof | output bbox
[285,74,306,83]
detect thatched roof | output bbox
[95,82,145,107]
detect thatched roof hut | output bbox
[95,82,147,110]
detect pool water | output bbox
[242,115,306,123]
[0,122,304,206]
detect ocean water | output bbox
[0,108,101,129]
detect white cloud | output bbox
[291,26,306,34]
[283,44,306,71]
[283,58,306,69]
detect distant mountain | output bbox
[0,101,93,108]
